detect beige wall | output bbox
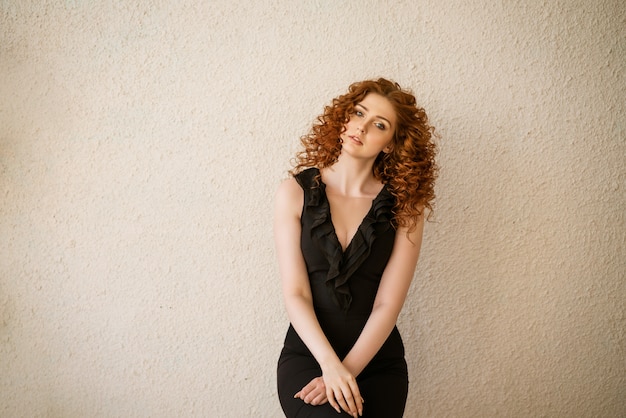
[1,1,624,417]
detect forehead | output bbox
[357,93,397,125]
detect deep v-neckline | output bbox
[319,177,387,254]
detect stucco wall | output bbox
[1,1,624,417]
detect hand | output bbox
[294,377,328,405]
[321,362,364,417]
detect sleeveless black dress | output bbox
[277,168,408,417]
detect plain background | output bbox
[1,1,624,416]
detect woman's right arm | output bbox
[274,178,363,417]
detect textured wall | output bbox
[1,1,624,417]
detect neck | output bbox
[322,153,378,196]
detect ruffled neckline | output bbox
[297,168,395,312]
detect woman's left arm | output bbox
[342,215,424,377]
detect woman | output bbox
[275,78,437,417]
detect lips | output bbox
[348,135,363,145]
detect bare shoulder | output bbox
[276,176,301,195]
[394,214,425,251]
[274,177,304,218]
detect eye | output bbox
[375,122,386,130]
[355,110,364,117]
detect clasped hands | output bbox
[294,364,364,417]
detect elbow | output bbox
[283,292,313,310]
[371,300,402,323]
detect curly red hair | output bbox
[291,78,438,231]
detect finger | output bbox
[299,386,311,398]
[303,388,321,403]
[335,389,354,416]
[339,381,363,418]
[326,390,342,414]
[310,392,326,406]
[299,387,312,400]
[293,391,301,399]
[347,398,359,417]
[302,380,316,392]
[309,394,325,405]
[349,384,363,416]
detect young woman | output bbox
[275,78,437,417]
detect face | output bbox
[339,93,397,159]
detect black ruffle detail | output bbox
[297,168,395,312]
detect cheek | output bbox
[379,131,394,144]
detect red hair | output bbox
[291,78,438,231]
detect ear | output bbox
[383,144,393,154]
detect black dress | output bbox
[277,168,408,417]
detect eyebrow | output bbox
[355,104,393,126]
